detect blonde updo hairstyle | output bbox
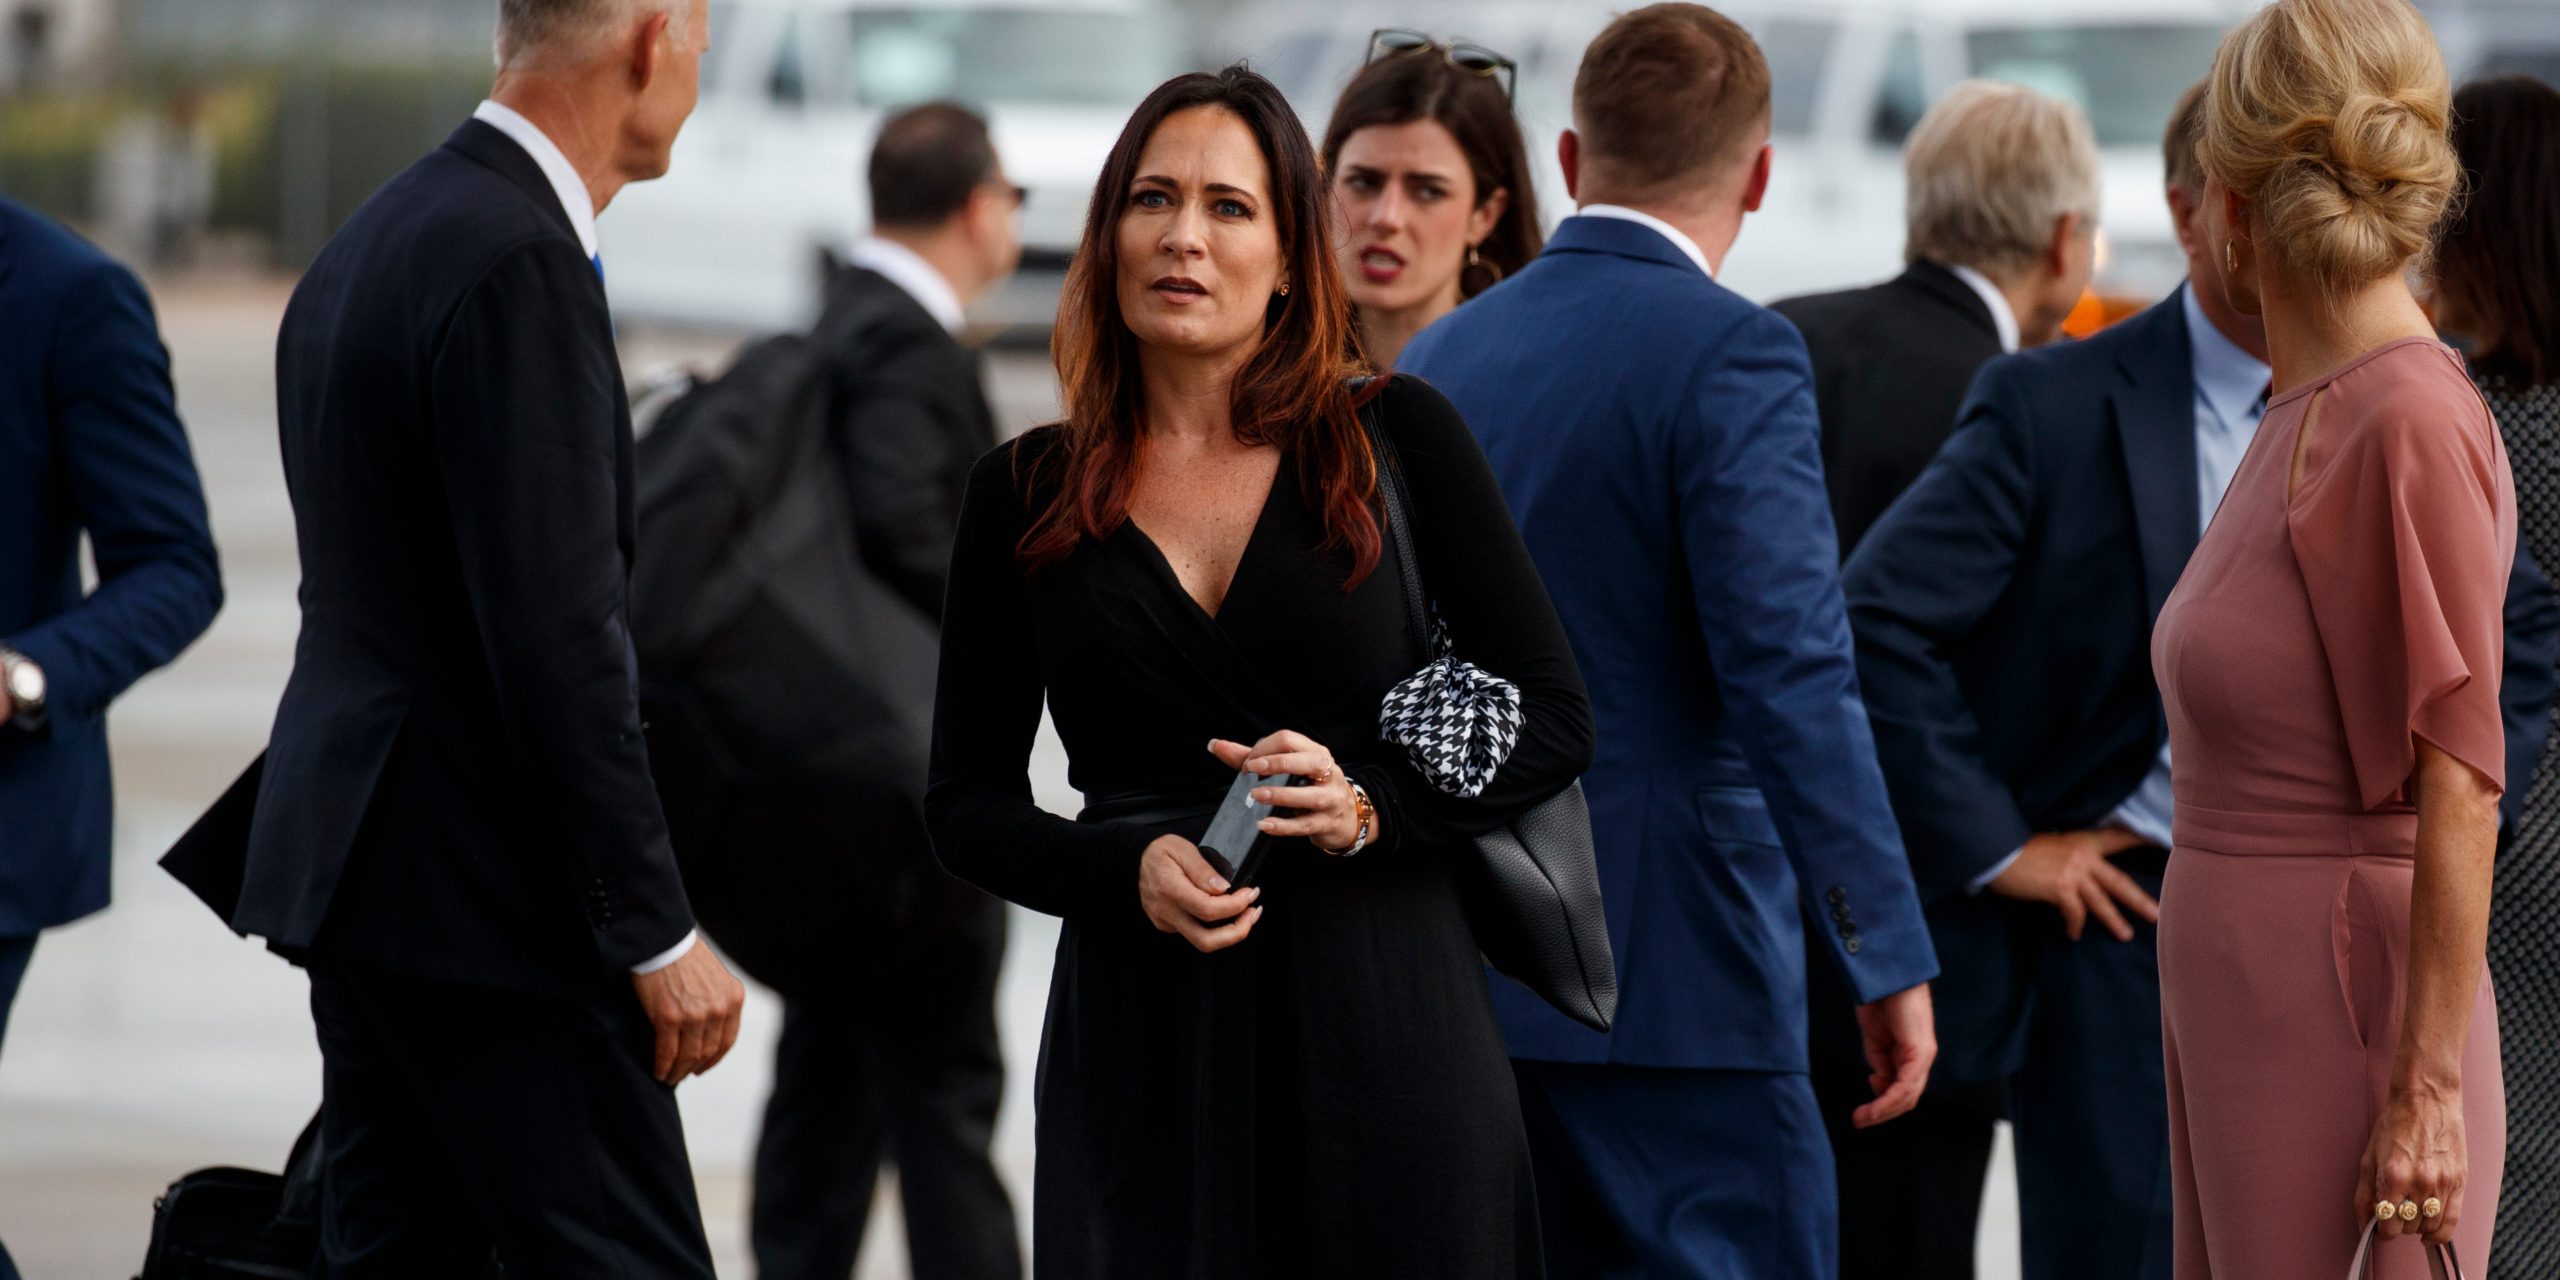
[2197,0,2459,295]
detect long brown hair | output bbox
[1320,48,1544,295]
[2441,75,2560,387]
[1021,65,1380,585]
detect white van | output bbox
[602,0,1186,332]
[1218,0,2255,313]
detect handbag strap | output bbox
[2347,1220,2465,1280]
[1352,375,1432,660]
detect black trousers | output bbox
[306,957,716,1278]
[1813,1058,2002,1280]
[751,894,1019,1280]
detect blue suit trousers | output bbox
[0,932,31,1280]
[1514,1061,1834,1280]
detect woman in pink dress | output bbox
[2151,0,2510,1276]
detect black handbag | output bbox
[1359,385,1618,1032]
[135,1116,321,1280]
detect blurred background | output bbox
[2,0,2555,1274]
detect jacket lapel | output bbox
[2110,291,2200,623]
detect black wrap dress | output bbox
[924,375,1593,1279]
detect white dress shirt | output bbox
[471,100,599,261]
[1969,283,2269,892]
[846,236,967,334]
[471,99,695,976]
[1573,204,1717,278]
[1946,263,2022,354]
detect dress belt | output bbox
[2174,801,2419,859]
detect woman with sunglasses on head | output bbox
[925,64,1592,1279]
[1323,30,1541,369]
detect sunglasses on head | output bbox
[1366,28,1517,103]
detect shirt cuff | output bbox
[1967,846,2026,896]
[629,929,698,976]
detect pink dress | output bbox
[2152,337,2511,1279]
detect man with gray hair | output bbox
[1778,78,2100,557]
[1772,77,2098,1280]
[165,0,738,1272]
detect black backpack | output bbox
[629,289,943,995]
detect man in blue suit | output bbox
[0,193,222,1279]
[1839,81,2558,1280]
[1401,7,1939,1276]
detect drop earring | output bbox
[2225,240,2238,276]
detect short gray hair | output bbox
[495,0,690,70]
[1903,79,2102,276]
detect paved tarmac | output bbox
[0,272,2021,1278]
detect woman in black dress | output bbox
[924,66,1593,1278]
[2431,73,2560,1280]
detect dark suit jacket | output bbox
[188,119,692,990]
[0,198,222,937]
[1775,261,2007,558]
[1401,215,1937,1071]
[817,264,997,622]
[1840,289,2560,1082]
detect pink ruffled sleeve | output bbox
[2286,376,2514,811]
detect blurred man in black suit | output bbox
[173,1,743,1272]
[1777,79,2100,559]
[1773,79,2100,1280]
[749,101,1026,1280]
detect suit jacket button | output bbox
[1831,904,1852,923]
[1826,886,1847,905]
[1837,920,1857,937]
[1844,936,1863,955]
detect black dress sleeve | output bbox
[1349,375,1596,856]
[924,431,1158,918]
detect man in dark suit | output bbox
[0,194,221,1280]
[1401,7,1939,1277]
[169,1,743,1272]
[1777,79,2101,560]
[748,101,1024,1280]
[1774,80,2103,1280]
[1840,81,2560,1280]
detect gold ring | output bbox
[2377,1200,2399,1223]
[2399,1200,2421,1222]
[2423,1197,2444,1219]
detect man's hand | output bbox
[630,939,745,1085]
[1989,828,2161,942]
[1852,982,1936,1128]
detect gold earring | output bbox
[1279,282,1290,297]
[2226,240,2237,275]
[1468,245,1481,268]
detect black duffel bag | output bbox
[628,286,944,998]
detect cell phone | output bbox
[1196,768,1311,891]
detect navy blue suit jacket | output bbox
[1842,289,2558,1083]
[1402,215,1937,1071]
[169,121,693,990]
[0,197,221,938]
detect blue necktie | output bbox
[591,253,605,285]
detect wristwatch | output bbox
[0,646,46,730]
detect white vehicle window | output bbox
[2479,49,2560,85]
[701,3,740,94]
[1755,17,1833,138]
[1871,28,1927,145]
[769,12,807,106]
[1965,24,2226,148]
[842,8,1182,107]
